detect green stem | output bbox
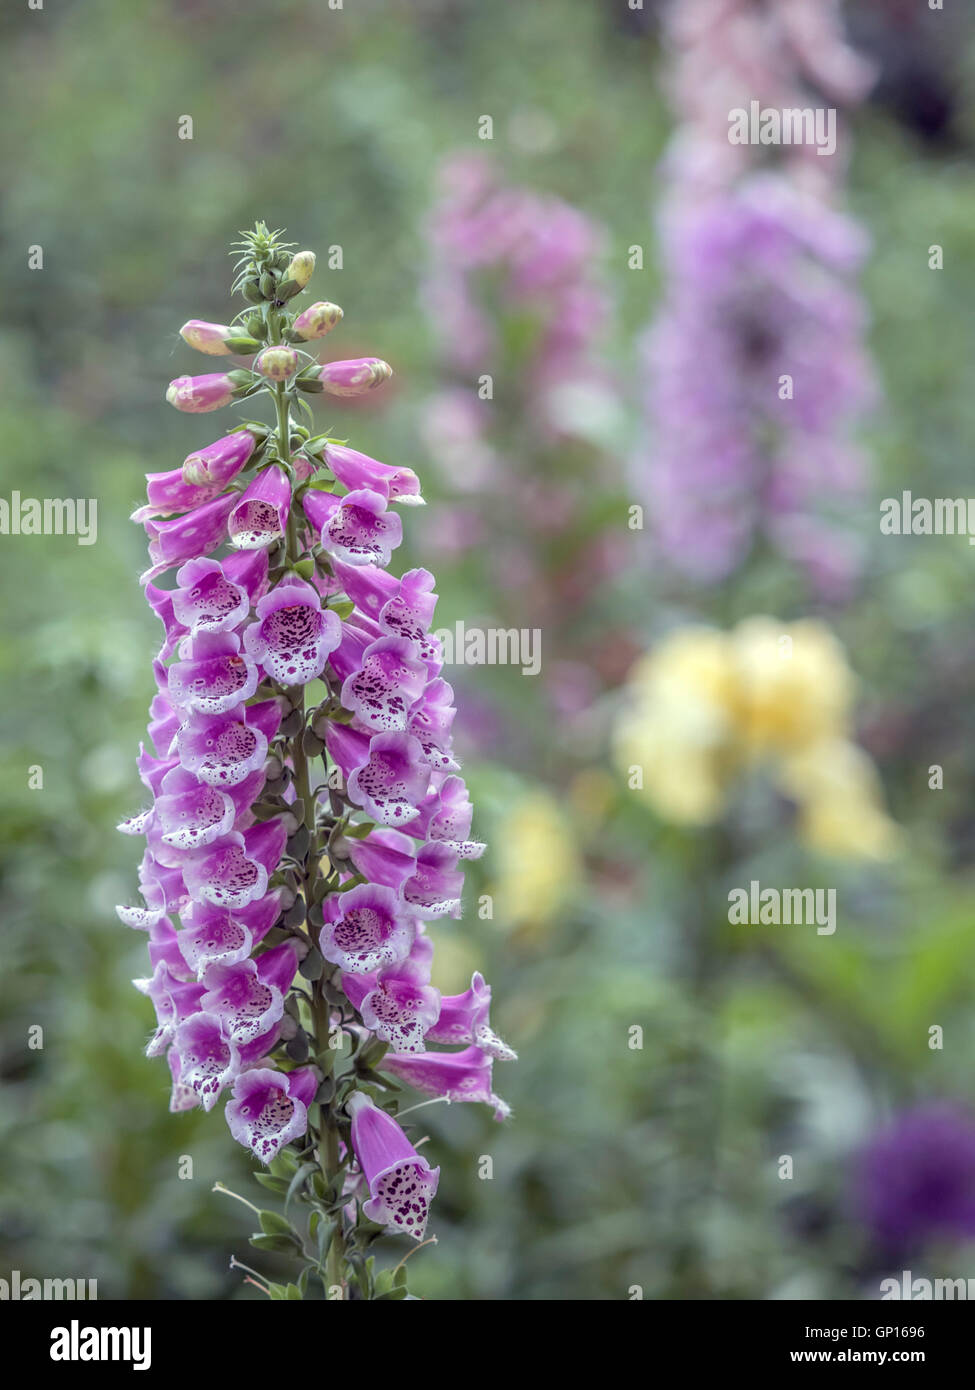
[249,235,351,1298]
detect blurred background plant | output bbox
[2,0,975,1300]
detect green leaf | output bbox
[284,1161,317,1212]
[317,1217,334,1263]
[252,1173,289,1194]
[259,1210,295,1238]
[269,1149,299,1179]
[249,1232,299,1254]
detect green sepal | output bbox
[283,894,306,927]
[285,1030,310,1063]
[298,947,325,981]
[344,820,376,840]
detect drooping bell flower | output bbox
[424,972,516,1059]
[340,636,428,733]
[408,775,486,859]
[167,631,259,714]
[346,1091,440,1240]
[175,700,282,787]
[406,678,459,772]
[137,469,227,519]
[319,882,415,974]
[342,825,417,893]
[303,487,403,568]
[330,560,437,634]
[141,492,238,582]
[180,818,286,912]
[242,579,341,685]
[324,443,423,506]
[342,959,441,1054]
[382,1044,510,1120]
[225,1066,318,1163]
[171,1011,241,1111]
[346,731,429,826]
[199,941,298,1046]
[169,556,252,635]
[177,891,283,979]
[402,841,464,919]
[228,465,291,550]
[134,961,205,1057]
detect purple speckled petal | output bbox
[320,882,415,974]
[225,1067,312,1164]
[346,731,430,826]
[341,636,428,733]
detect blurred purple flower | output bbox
[638,174,876,597]
[424,151,616,454]
[854,1104,975,1251]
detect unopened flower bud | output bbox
[182,429,258,487]
[291,301,343,341]
[278,250,316,300]
[180,320,260,356]
[254,345,298,382]
[166,373,242,413]
[316,358,393,397]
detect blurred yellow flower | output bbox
[613,617,899,859]
[614,627,736,823]
[491,790,578,937]
[779,739,903,861]
[730,617,854,755]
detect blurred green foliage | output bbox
[2,0,975,1301]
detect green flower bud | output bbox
[277,250,316,301]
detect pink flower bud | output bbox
[291,301,343,341]
[254,345,298,382]
[182,430,258,487]
[317,358,393,397]
[166,373,238,413]
[180,320,260,356]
